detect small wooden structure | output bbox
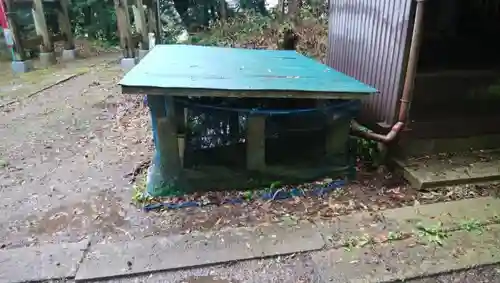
[119,44,376,195]
[327,0,500,155]
[113,0,159,60]
[1,0,73,65]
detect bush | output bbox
[188,9,328,61]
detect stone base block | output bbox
[11,60,34,73]
[61,49,76,61]
[120,57,138,70]
[39,52,56,68]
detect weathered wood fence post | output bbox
[32,0,56,67]
[57,0,76,60]
[115,0,136,69]
[132,0,148,59]
[116,0,161,69]
[4,0,32,72]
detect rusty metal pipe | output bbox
[351,0,426,143]
[351,120,405,143]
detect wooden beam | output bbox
[121,86,372,100]
[32,0,53,53]
[156,97,182,185]
[174,102,187,167]
[56,0,74,50]
[4,0,27,61]
[246,115,266,171]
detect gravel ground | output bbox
[91,259,500,283]
[1,58,500,283]
[0,58,497,248]
[40,260,500,282]
[409,264,500,283]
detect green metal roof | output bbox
[119,44,377,98]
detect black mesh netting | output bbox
[174,97,361,168]
[145,96,362,196]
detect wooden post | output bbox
[156,97,181,182]
[114,0,135,58]
[277,0,284,20]
[4,0,26,61]
[325,117,351,163]
[57,0,74,50]
[146,2,155,34]
[32,0,53,53]
[246,115,266,171]
[132,0,148,50]
[174,102,187,168]
[145,0,159,36]
[288,0,300,20]
[219,0,227,21]
[144,94,187,195]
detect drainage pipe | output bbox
[350,0,427,143]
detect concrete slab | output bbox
[75,223,324,281]
[312,224,500,283]
[120,58,138,70]
[90,255,318,283]
[0,240,89,283]
[316,197,500,248]
[39,52,57,68]
[394,150,500,189]
[62,49,77,61]
[11,60,34,73]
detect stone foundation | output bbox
[11,60,34,73]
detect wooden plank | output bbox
[246,115,266,171]
[156,97,181,182]
[57,0,74,50]
[174,102,187,168]
[32,0,53,53]
[4,0,27,61]
[121,86,369,100]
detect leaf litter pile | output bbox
[114,94,499,235]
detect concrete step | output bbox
[393,150,500,189]
[4,198,500,283]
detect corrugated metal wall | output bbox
[326,0,413,125]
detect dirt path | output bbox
[0,60,153,248]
